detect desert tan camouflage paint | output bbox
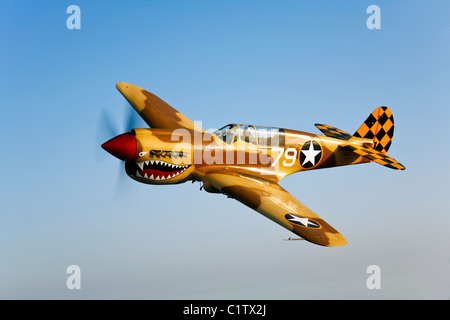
[102,83,405,247]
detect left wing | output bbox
[116,82,203,131]
[203,173,347,247]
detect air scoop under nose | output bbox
[101,132,137,161]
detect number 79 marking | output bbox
[271,147,297,167]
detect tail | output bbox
[353,106,394,153]
[315,106,405,170]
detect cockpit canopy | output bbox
[213,124,285,147]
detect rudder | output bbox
[353,106,394,153]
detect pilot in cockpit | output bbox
[242,126,251,143]
[241,125,257,145]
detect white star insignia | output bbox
[301,141,321,166]
[287,214,319,228]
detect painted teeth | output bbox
[134,159,189,180]
[137,167,188,180]
[136,160,189,170]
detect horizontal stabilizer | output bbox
[341,144,405,170]
[315,124,352,140]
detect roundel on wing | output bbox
[299,140,322,169]
[284,214,321,229]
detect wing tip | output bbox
[300,233,348,247]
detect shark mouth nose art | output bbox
[132,160,190,180]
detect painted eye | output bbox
[139,151,147,157]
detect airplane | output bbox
[102,82,405,247]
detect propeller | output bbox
[97,104,142,144]
[96,103,146,193]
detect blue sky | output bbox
[1,0,450,299]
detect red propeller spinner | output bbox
[101,132,136,161]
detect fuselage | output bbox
[120,124,370,188]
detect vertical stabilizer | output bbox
[353,106,394,153]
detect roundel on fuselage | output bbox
[299,140,322,169]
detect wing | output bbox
[341,144,405,170]
[116,82,203,131]
[204,173,347,247]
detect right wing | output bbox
[116,82,203,131]
[203,173,347,247]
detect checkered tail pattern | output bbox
[353,106,394,153]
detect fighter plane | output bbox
[102,82,405,247]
